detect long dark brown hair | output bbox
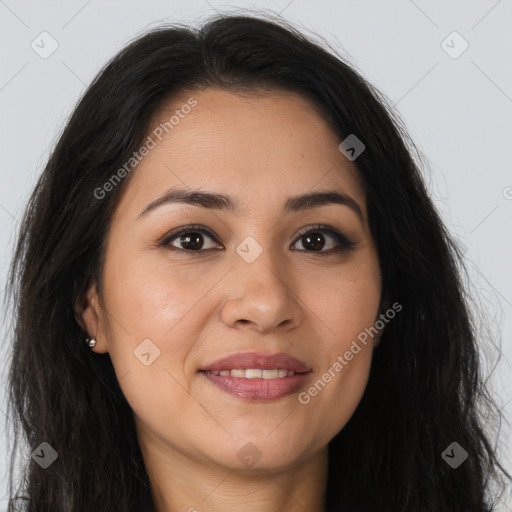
[4,11,510,512]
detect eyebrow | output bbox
[138,188,365,224]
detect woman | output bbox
[5,12,510,512]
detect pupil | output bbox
[181,233,203,250]
[304,233,324,251]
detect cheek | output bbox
[298,333,374,447]
[99,255,198,429]
[305,254,381,344]
[297,253,380,432]
[102,245,213,342]
[98,249,200,403]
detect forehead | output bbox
[112,88,367,221]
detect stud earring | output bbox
[85,338,97,348]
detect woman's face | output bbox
[81,88,382,472]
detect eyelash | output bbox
[159,224,357,256]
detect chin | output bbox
[199,434,319,473]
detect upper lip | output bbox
[200,352,311,373]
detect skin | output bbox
[79,88,383,512]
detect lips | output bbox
[199,352,312,401]
[200,352,311,373]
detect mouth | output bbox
[203,368,300,378]
[199,352,312,401]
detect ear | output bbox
[74,283,109,353]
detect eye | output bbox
[160,225,222,253]
[291,224,356,255]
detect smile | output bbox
[199,351,312,401]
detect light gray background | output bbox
[1,0,511,509]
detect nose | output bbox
[219,246,305,334]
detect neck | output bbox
[138,425,328,512]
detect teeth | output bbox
[245,369,262,379]
[209,368,297,379]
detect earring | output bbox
[85,338,97,348]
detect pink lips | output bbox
[199,351,312,402]
[200,352,311,373]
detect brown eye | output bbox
[174,232,206,251]
[291,226,356,255]
[160,225,222,252]
[299,232,327,251]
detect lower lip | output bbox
[200,371,311,401]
